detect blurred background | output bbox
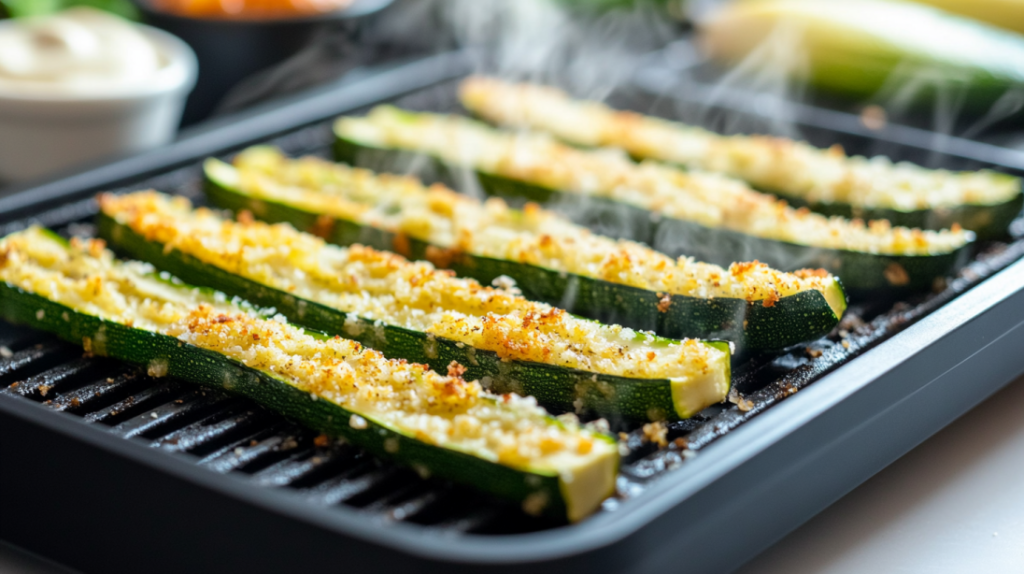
[1,0,1023,189]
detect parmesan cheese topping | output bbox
[207,146,841,309]
[459,77,1021,212]
[100,191,730,382]
[0,227,617,481]
[0,228,239,331]
[336,106,972,256]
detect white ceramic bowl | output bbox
[0,24,197,184]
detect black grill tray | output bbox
[1,51,1023,574]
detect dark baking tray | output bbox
[1,50,1023,574]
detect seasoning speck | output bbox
[349,414,368,429]
[728,388,754,412]
[521,491,549,516]
[642,421,668,447]
[413,464,431,479]
[860,105,888,131]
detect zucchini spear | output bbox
[0,226,618,522]
[99,191,733,423]
[193,147,846,352]
[459,76,1023,239]
[333,106,974,295]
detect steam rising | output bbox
[690,0,1024,154]
[420,0,676,96]
[366,0,681,207]
[217,0,1013,318]
[687,18,808,140]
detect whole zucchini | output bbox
[0,226,618,522]
[195,147,847,353]
[697,0,1024,109]
[459,76,1023,240]
[99,191,734,423]
[333,106,974,296]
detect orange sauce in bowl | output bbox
[152,0,355,19]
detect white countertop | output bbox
[3,374,1023,574]
[739,373,1024,574]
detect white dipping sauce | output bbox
[0,7,165,96]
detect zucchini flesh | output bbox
[333,106,975,295]
[459,76,1023,240]
[196,147,847,353]
[98,191,733,423]
[0,227,618,522]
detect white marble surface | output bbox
[3,375,1023,574]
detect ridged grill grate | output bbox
[0,329,562,533]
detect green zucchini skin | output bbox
[652,217,973,296]
[0,283,574,520]
[335,134,970,297]
[625,154,1021,241]
[759,189,1023,242]
[466,102,1021,241]
[334,135,463,190]
[98,211,722,423]
[475,170,659,248]
[201,168,842,353]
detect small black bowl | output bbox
[134,0,393,125]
